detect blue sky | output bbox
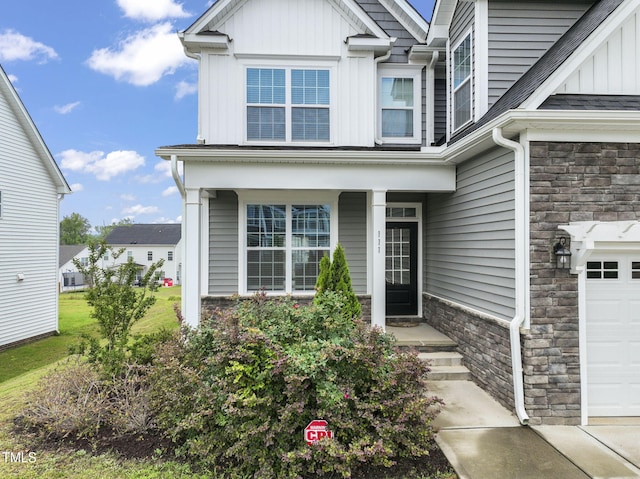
[1,0,435,230]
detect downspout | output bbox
[492,127,530,425]
[171,154,186,198]
[374,38,396,145]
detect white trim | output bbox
[237,190,339,295]
[577,265,589,425]
[386,202,423,318]
[474,0,488,120]
[377,65,424,144]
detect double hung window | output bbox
[246,67,330,142]
[378,67,422,143]
[452,33,472,131]
[245,203,332,292]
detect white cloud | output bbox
[137,160,182,183]
[122,204,160,216]
[175,80,197,100]
[120,193,136,201]
[86,22,190,86]
[162,185,179,197]
[7,74,18,84]
[0,30,58,63]
[117,0,191,22]
[70,183,84,192]
[54,101,81,115]
[58,149,145,181]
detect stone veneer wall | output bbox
[202,295,372,323]
[526,141,640,425]
[423,294,515,414]
[425,142,640,425]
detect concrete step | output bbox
[418,352,471,380]
[428,365,471,381]
[418,351,463,366]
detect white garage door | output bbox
[586,254,640,417]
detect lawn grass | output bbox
[0,287,182,384]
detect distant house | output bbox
[157,0,640,426]
[59,245,89,292]
[104,224,182,285]
[0,65,71,350]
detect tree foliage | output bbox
[315,243,362,320]
[73,242,164,376]
[60,213,92,245]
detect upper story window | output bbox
[246,67,330,143]
[148,251,153,261]
[378,66,422,144]
[452,32,472,131]
[168,251,173,261]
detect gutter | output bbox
[171,154,186,198]
[492,127,530,426]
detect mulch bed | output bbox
[14,418,456,478]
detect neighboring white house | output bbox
[104,224,182,285]
[59,245,89,293]
[157,0,640,426]
[0,65,71,350]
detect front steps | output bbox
[418,351,471,381]
[388,323,471,381]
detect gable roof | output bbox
[59,245,86,267]
[450,0,626,143]
[540,94,640,111]
[0,65,71,195]
[105,224,182,246]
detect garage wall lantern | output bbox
[553,237,572,269]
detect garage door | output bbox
[586,254,640,417]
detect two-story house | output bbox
[0,65,71,349]
[104,224,183,285]
[157,0,640,426]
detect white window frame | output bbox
[451,30,473,133]
[238,191,339,295]
[377,65,423,144]
[243,61,337,146]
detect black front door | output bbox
[385,222,418,316]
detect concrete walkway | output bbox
[427,380,640,479]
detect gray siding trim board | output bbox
[209,190,239,295]
[425,148,516,320]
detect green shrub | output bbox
[149,293,441,478]
[315,244,361,321]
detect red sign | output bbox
[304,420,333,446]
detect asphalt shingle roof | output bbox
[59,245,86,267]
[540,94,640,111]
[105,224,181,246]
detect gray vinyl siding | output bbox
[434,76,447,144]
[0,83,60,348]
[209,190,239,295]
[488,1,592,107]
[338,192,367,293]
[425,148,516,320]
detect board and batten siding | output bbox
[488,1,592,107]
[0,88,60,348]
[200,0,377,147]
[208,191,239,295]
[559,3,640,94]
[338,192,367,294]
[425,148,516,320]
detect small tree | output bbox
[315,244,362,320]
[74,242,164,376]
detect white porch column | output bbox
[182,188,202,328]
[371,189,387,330]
